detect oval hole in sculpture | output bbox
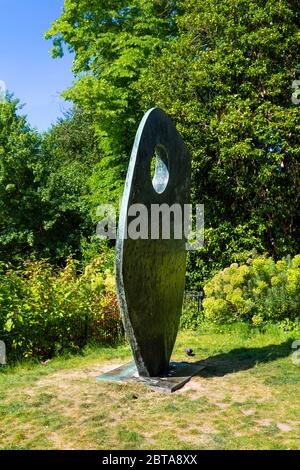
[150,145,169,194]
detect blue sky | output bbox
[0,0,74,131]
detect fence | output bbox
[184,290,204,312]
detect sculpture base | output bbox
[96,361,205,393]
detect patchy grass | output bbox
[0,324,299,450]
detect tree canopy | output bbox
[46,0,179,206]
[1,0,299,287]
[141,0,300,285]
[0,98,41,260]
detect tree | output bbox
[38,110,100,262]
[141,0,300,286]
[0,99,101,263]
[0,97,41,261]
[46,0,179,209]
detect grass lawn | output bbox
[0,323,299,450]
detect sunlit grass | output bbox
[0,324,299,450]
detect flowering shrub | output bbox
[203,254,300,325]
[0,257,123,359]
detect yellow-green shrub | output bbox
[0,257,123,359]
[203,254,300,324]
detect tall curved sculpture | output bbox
[116,108,191,377]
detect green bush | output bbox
[181,294,204,330]
[203,254,300,325]
[0,257,123,360]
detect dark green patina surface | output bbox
[116,108,191,377]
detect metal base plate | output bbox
[96,361,205,393]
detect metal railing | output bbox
[184,290,204,313]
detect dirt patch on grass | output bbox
[199,424,217,434]
[242,409,257,416]
[3,331,298,450]
[276,423,295,432]
[38,362,124,385]
[179,370,273,409]
[257,419,273,427]
[22,362,127,429]
[47,431,75,450]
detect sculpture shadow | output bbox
[188,339,293,378]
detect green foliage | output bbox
[141,0,300,286]
[181,295,203,330]
[186,226,266,289]
[0,101,101,264]
[45,0,179,208]
[0,97,41,260]
[203,254,300,325]
[37,110,100,262]
[0,257,122,360]
[2,0,300,313]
